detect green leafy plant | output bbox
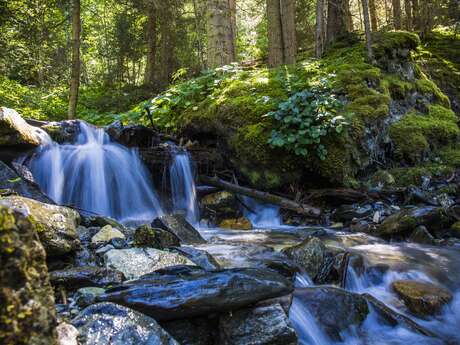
[267,78,347,160]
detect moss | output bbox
[439,146,460,167]
[415,78,451,107]
[373,31,421,60]
[390,105,459,163]
[388,165,455,187]
[382,74,415,99]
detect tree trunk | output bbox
[412,0,420,30]
[206,0,236,68]
[281,0,297,65]
[144,2,157,86]
[68,0,81,120]
[326,0,350,44]
[369,0,378,31]
[392,0,402,29]
[362,0,374,62]
[315,0,325,58]
[405,0,413,30]
[200,175,321,217]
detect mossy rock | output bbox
[0,205,58,345]
[0,107,41,147]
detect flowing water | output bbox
[169,147,200,224]
[20,121,163,224]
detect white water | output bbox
[169,148,200,224]
[22,121,163,224]
[242,196,285,228]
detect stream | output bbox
[19,121,460,345]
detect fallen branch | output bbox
[199,175,321,218]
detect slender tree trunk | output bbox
[369,0,378,31]
[315,0,325,58]
[206,0,236,68]
[281,0,297,64]
[392,0,402,29]
[362,0,374,62]
[344,0,353,31]
[405,0,413,30]
[68,0,81,119]
[412,0,420,30]
[144,3,157,86]
[327,0,350,44]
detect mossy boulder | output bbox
[392,280,452,317]
[133,224,180,249]
[219,217,252,230]
[0,195,80,256]
[0,205,58,345]
[0,107,43,148]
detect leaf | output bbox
[7,177,21,183]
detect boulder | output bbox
[219,217,252,230]
[281,237,326,280]
[83,215,127,232]
[106,122,161,147]
[0,107,43,147]
[0,205,57,345]
[42,120,80,143]
[75,287,106,308]
[104,248,195,280]
[219,303,297,345]
[72,302,179,345]
[97,266,293,321]
[201,191,241,221]
[172,246,221,271]
[161,317,217,345]
[49,266,124,289]
[293,287,369,340]
[408,225,435,245]
[134,225,180,249]
[392,280,453,317]
[450,221,460,238]
[377,207,448,236]
[56,323,79,345]
[152,214,206,244]
[332,204,373,222]
[0,160,52,203]
[91,225,125,244]
[0,195,80,256]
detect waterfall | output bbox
[242,196,284,228]
[22,121,163,224]
[169,146,199,224]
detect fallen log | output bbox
[199,175,321,218]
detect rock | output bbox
[450,221,460,238]
[72,302,179,345]
[408,225,435,245]
[377,206,448,236]
[49,266,124,289]
[0,160,53,203]
[172,246,221,271]
[42,120,80,143]
[106,122,160,147]
[0,195,80,256]
[201,191,240,222]
[95,244,115,255]
[219,303,297,345]
[97,266,293,321]
[332,204,373,222]
[0,107,43,147]
[57,323,79,345]
[104,248,196,280]
[392,280,453,317]
[281,237,326,280]
[161,318,217,345]
[91,225,125,244]
[83,215,127,233]
[75,287,106,308]
[219,217,252,230]
[0,205,58,345]
[152,214,206,244]
[134,224,180,249]
[109,237,129,249]
[293,287,369,340]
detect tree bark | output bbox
[68,0,81,120]
[200,175,321,217]
[206,0,236,68]
[267,0,297,67]
[369,0,378,31]
[144,2,157,86]
[392,0,402,29]
[326,0,350,44]
[405,0,413,30]
[315,0,325,58]
[412,0,420,30]
[361,0,374,62]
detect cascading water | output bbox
[21,121,163,224]
[242,196,284,228]
[169,146,200,224]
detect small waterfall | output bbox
[23,121,163,224]
[169,146,199,224]
[242,196,283,228]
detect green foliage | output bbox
[267,78,347,159]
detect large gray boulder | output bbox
[97,266,293,321]
[0,195,80,256]
[152,214,206,244]
[0,107,43,147]
[219,303,298,345]
[49,266,125,289]
[104,248,195,280]
[72,302,179,345]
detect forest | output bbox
[1,1,460,345]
